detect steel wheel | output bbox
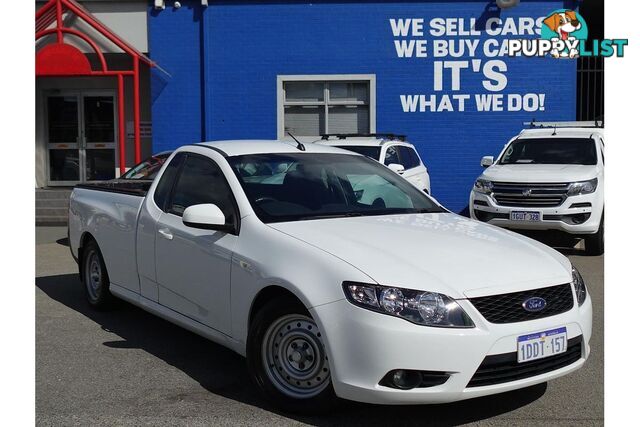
[85,250,102,302]
[261,314,331,399]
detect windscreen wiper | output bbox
[412,208,446,214]
[296,212,364,221]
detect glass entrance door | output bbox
[46,92,117,185]
[83,95,116,181]
[47,95,81,184]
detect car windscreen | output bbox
[334,145,381,160]
[499,138,597,165]
[228,153,443,223]
[121,153,171,180]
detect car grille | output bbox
[491,182,569,208]
[469,283,574,324]
[467,335,582,387]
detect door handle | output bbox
[158,228,173,240]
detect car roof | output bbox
[518,128,604,139]
[153,150,173,157]
[194,140,360,157]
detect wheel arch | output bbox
[248,285,307,330]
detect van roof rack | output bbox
[320,133,406,141]
[524,120,604,129]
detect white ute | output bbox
[69,140,591,412]
[470,122,604,255]
[314,133,431,194]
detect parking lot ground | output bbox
[36,226,603,426]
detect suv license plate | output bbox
[510,211,541,221]
[517,327,568,363]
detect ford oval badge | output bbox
[522,297,547,312]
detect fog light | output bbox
[391,370,422,390]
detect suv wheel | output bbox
[247,298,336,413]
[584,215,604,256]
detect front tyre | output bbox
[247,298,336,413]
[584,215,604,256]
[81,240,113,308]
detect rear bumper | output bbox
[311,292,592,405]
[469,191,602,234]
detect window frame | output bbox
[163,152,242,235]
[597,136,605,165]
[277,74,376,138]
[153,152,186,212]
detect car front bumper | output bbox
[469,190,602,234]
[311,292,592,405]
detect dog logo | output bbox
[541,9,588,58]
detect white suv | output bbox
[470,123,604,255]
[315,134,431,194]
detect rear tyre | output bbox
[247,297,336,413]
[584,215,604,256]
[81,240,113,309]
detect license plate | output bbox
[510,211,541,222]
[517,327,567,363]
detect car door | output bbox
[154,152,239,335]
[397,145,428,191]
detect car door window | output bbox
[398,146,421,169]
[153,152,185,211]
[123,153,171,180]
[167,154,237,227]
[384,146,400,165]
[409,148,422,167]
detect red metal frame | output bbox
[36,0,155,174]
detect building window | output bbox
[278,75,376,138]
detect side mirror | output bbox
[388,163,405,175]
[480,156,494,168]
[182,203,229,231]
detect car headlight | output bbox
[474,179,493,194]
[572,266,587,306]
[343,282,474,328]
[567,178,597,196]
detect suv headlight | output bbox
[572,266,588,306]
[567,178,597,196]
[474,179,493,194]
[343,282,474,328]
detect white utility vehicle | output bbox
[470,122,604,255]
[314,133,431,194]
[69,140,591,412]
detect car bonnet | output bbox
[268,213,572,299]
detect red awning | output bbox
[36,0,156,73]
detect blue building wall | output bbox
[149,0,577,213]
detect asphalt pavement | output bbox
[36,226,603,426]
